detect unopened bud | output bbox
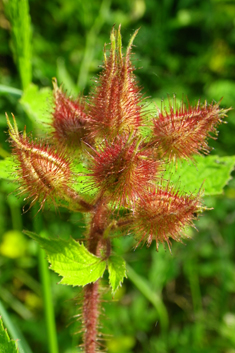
[6,113,71,210]
[88,25,143,140]
[87,134,161,207]
[153,98,230,161]
[133,185,202,250]
[52,78,90,149]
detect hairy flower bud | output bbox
[87,134,161,207]
[152,98,229,161]
[132,185,202,250]
[52,78,90,148]
[88,25,143,140]
[6,113,72,210]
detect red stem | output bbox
[83,281,100,353]
[82,196,107,352]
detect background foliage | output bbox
[0,0,235,352]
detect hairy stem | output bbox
[63,187,95,212]
[82,196,107,352]
[83,282,100,353]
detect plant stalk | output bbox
[82,197,107,352]
[83,282,100,353]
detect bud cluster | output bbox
[6,25,229,250]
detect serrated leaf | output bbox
[24,231,106,286]
[108,255,127,293]
[165,155,235,195]
[0,157,18,180]
[0,317,18,353]
[20,84,53,132]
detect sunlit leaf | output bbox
[108,255,127,293]
[165,155,235,195]
[0,157,17,180]
[24,231,106,286]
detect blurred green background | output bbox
[0,0,235,352]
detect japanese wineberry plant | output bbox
[4,26,233,353]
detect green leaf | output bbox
[108,255,127,293]
[165,155,235,196]
[4,0,32,90]
[0,301,32,353]
[20,84,53,132]
[0,317,18,353]
[0,157,17,180]
[24,231,106,286]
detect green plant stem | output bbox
[33,213,58,353]
[38,247,59,353]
